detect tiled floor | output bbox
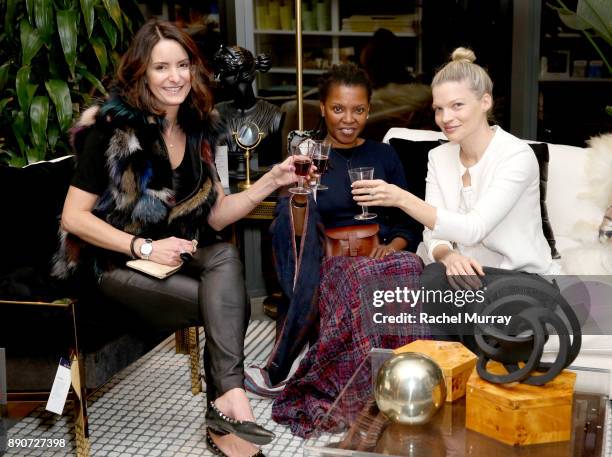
[4,316,612,456]
[4,320,305,457]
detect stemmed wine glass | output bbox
[288,139,314,195]
[348,167,377,220]
[311,140,331,191]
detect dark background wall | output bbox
[422,0,514,130]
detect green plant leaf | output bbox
[4,0,18,39]
[577,0,612,45]
[556,9,591,30]
[110,50,121,68]
[606,105,612,117]
[45,79,73,131]
[26,0,35,23]
[56,9,78,78]
[11,111,28,157]
[102,0,123,39]
[0,62,10,93]
[34,0,54,42]
[99,13,118,48]
[122,11,133,35]
[16,66,38,112]
[10,154,28,167]
[554,0,612,44]
[47,122,60,150]
[27,147,45,164]
[89,36,108,75]
[122,0,144,33]
[20,19,44,65]
[29,95,49,149]
[0,97,13,111]
[79,0,95,38]
[76,65,108,95]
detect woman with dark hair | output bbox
[310,64,421,252]
[249,64,426,437]
[54,20,299,457]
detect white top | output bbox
[423,126,558,274]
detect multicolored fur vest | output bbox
[52,97,222,279]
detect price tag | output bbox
[215,145,230,190]
[45,358,71,415]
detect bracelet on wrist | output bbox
[130,236,140,259]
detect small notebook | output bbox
[126,259,182,279]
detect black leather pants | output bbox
[99,242,248,401]
[421,262,520,354]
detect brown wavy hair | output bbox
[115,19,213,121]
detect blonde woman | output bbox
[352,48,558,348]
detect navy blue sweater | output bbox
[317,139,419,250]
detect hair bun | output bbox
[451,47,476,64]
[255,54,272,74]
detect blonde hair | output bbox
[432,47,493,102]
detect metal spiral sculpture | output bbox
[475,275,582,386]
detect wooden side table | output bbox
[239,199,277,298]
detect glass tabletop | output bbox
[304,349,611,457]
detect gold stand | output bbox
[234,130,264,190]
[238,147,253,189]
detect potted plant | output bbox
[0,0,143,165]
[551,0,611,116]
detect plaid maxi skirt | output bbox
[271,251,428,437]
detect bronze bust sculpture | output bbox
[213,45,284,179]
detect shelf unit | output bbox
[235,0,422,95]
[537,3,612,145]
[539,76,612,83]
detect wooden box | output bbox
[394,340,477,402]
[465,362,576,446]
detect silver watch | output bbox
[140,238,153,260]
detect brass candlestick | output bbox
[233,122,264,189]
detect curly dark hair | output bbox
[213,45,271,83]
[318,63,373,103]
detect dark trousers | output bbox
[420,262,523,354]
[99,242,248,402]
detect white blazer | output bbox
[423,126,557,274]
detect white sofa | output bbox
[383,127,612,393]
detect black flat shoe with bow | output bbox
[206,428,265,457]
[205,402,275,446]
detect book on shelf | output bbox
[341,15,417,34]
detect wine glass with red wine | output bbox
[288,139,314,195]
[311,140,331,190]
